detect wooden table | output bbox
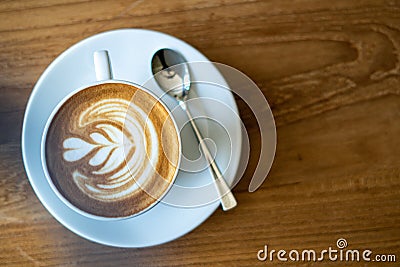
[1,1,399,266]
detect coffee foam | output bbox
[45,83,180,218]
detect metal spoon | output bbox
[151,49,237,211]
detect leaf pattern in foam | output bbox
[63,137,96,162]
[89,145,114,166]
[63,123,134,175]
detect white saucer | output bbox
[22,29,242,247]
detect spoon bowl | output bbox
[151,49,190,100]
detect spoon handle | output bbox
[182,102,237,211]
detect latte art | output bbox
[62,98,159,202]
[44,83,180,218]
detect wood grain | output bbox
[0,0,399,266]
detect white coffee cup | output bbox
[40,50,181,220]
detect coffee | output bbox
[44,83,180,218]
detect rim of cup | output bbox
[40,79,182,221]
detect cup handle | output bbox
[93,50,113,81]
